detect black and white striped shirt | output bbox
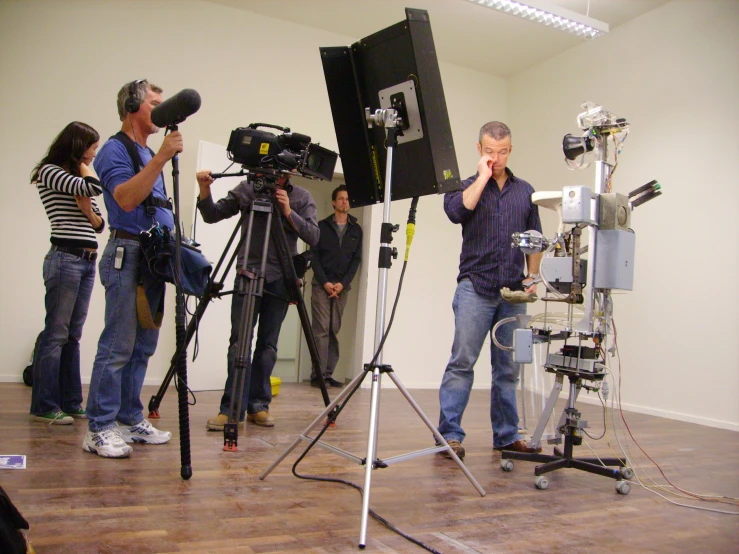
[36,164,105,249]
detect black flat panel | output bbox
[320,8,460,208]
[319,47,380,207]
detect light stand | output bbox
[260,108,486,549]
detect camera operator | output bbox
[83,79,182,458]
[196,169,319,429]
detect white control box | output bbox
[562,186,593,224]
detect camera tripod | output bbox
[260,110,485,548]
[149,172,332,452]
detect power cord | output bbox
[599,320,739,514]
[292,198,444,552]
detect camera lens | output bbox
[307,153,321,171]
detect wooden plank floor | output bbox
[1,381,737,553]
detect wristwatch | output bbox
[527,273,539,280]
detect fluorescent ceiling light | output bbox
[467,0,609,39]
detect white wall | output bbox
[508,0,739,430]
[0,0,355,388]
[3,0,734,432]
[0,1,504,397]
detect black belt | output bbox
[110,229,139,241]
[53,245,98,262]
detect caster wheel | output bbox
[534,476,549,490]
[616,480,631,495]
[501,459,514,472]
[620,467,634,480]
[22,366,33,387]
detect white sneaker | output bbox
[83,429,133,458]
[118,420,171,444]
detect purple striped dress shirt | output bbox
[444,168,542,297]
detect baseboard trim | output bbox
[4,374,737,432]
[1,375,177,387]
[571,393,739,432]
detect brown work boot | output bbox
[206,413,244,432]
[437,439,465,460]
[247,411,275,427]
[494,439,542,454]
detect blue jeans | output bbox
[31,247,96,415]
[438,279,526,448]
[85,239,163,432]
[220,276,289,419]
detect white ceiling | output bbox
[204,0,669,78]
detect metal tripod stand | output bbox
[148,172,332,451]
[260,109,486,548]
[221,175,332,450]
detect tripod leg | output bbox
[359,367,383,547]
[149,211,249,417]
[224,203,271,451]
[385,372,486,496]
[269,204,331,404]
[259,369,368,479]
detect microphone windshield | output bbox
[151,89,201,128]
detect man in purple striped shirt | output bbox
[437,121,542,461]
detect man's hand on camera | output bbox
[196,170,214,200]
[159,130,184,160]
[196,170,214,187]
[275,188,291,218]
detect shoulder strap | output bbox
[112,131,145,173]
[110,132,170,216]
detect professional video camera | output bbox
[225,123,338,182]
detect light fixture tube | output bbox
[468,0,609,39]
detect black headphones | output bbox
[124,79,146,114]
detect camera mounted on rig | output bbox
[225,123,338,182]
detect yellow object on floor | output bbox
[270,376,281,397]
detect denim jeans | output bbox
[438,279,526,448]
[85,238,162,432]
[310,284,348,378]
[31,247,96,415]
[220,276,290,419]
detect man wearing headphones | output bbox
[83,79,182,458]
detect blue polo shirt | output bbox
[93,138,174,234]
[444,168,542,297]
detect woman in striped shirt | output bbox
[30,121,105,425]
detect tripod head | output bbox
[209,167,294,195]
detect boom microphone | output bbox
[151,89,201,128]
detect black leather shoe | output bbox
[494,439,542,454]
[325,377,344,388]
[310,378,321,388]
